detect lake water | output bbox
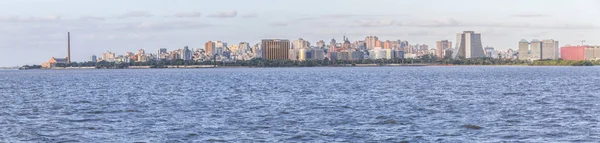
[1,67,600,142]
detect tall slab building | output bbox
[529,39,559,60]
[261,39,290,60]
[518,39,530,60]
[453,31,485,59]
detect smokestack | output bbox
[68,32,71,64]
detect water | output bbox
[1,67,600,142]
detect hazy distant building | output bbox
[365,36,379,50]
[205,41,215,56]
[518,39,530,60]
[182,46,192,60]
[542,39,559,60]
[102,51,116,62]
[42,57,68,68]
[313,48,325,60]
[436,40,452,58]
[561,45,600,61]
[453,31,485,59]
[529,39,543,60]
[529,39,559,60]
[90,55,97,62]
[289,48,298,61]
[238,42,251,54]
[261,39,290,60]
[292,38,310,49]
[485,47,496,58]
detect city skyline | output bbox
[1,0,599,66]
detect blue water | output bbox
[1,67,600,142]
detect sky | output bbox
[0,0,599,66]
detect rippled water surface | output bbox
[1,67,600,142]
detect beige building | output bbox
[518,39,529,60]
[542,39,559,60]
[436,40,452,58]
[530,39,543,60]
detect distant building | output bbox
[530,39,542,60]
[102,51,116,62]
[292,38,310,49]
[436,40,452,58]
[561,45,600,61]
[238,42,251,55]
[137,49,147,62]
[41,57,68,68]
[518,39,530,60]
[158,48,168,60]
[365,36,379,50]
[205,41,215,56]
[182,46,192,60]
[261,39,290,60]
[289,48,298,61]
[485,47,496,58]
[316,40,325,48]
[529,39,559,60]
[453,31,485,59]
[542,39,559,60]
[369,47,388,60]
[313,48,325,60]
[90,55,97,62]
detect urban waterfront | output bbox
[1,67,600,142]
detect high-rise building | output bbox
[518,39,529,60]
[542,39,559,60]
[316,40,325,48]
[205,41,215,56]
[365,36,379,50]
[400,40,409,51]
[292,38,310,49]
[485,47,496,58]
[182,46,192,60]
[90,55,97,62]
[239,42,251,54]
[453,31,485,59]
[289,48,298,61]
[436,40,452,58]
[102,51,116,62]
[383,40,393,49]
[137,49,147,62]
[313,48,325,60]
[530,39,542,60]
[375,39,382,48]
[261,39,290,60]
[214,41,227,56]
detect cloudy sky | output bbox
[0,0,599,66]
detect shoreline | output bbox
[18,64,598,70]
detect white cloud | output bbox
[170,12,202,18]
[351,20,396,27]
[241,13,258,18]
[207,11,238,18]
[117,11,153,19]
[80,16,106,21]
[0,15,61,23]
[269,22,288,27]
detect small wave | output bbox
[375,119,397,125]
[66,118,101,123]
[463,124,483,130]
[206,139,227,142]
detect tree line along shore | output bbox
[20,57,600,70]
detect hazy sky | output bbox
[1,0,599,66]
